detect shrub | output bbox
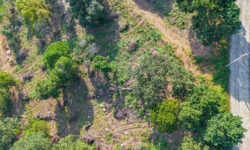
[0,117,20,150]
[93,55,112,73]
[0,88,11,116]
[69,0,105,27]
[24,119,50,136]
[203,113,246,150]
[43,41,70,70]
[0,71,16,88]
[53,134,97,150]
[181,135,209,150]
[150,99,180,133]
[179,84,229,132]
[15,0,51,27]
[10,132,51,150]
[51,56,77,84]
[34,77,60,99]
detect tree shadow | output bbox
[56,77,94,137]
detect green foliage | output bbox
[33,76,60,99]
[177,0,241,45]
[10,132,51,150]
[69,0,105,27]
[132,55,168,109]
[179,84,228,132]
[181,135,209,150]
[0,71,16,116]
[0,88,11,116]
[93,55,112,73]
[150,99,180,133]
[53,134,96,150]
[0,117,20,150]
[51,56,77,84]
[24,119,50,136]
[0,71,16,88]
[203,113,246,150]
[43,41,70,70]
[15,0,51,27]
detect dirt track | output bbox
[230,0,250,149]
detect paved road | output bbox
[230,0,250,149]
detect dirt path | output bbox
[0,34,13,72]
[230,0,250,150]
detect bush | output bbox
[203,113,246,150]
[178,84,228,132]
[150,99,180,133]
[0,71,16,88]
[10,132,51,150]
[0,88,11,116]
[24,119,50,136]
[53,134,97,150]
[69,0,105,27]
[181,135,209,150]
[93,55,112,73]
[0,117,20,150]
[43,41,70,70]
[51,56,77,84]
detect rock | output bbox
[81,133,95,144]
[88,45,99,54]
[152,50,160,55]
[119,21,129,32]
[23,72,34,82]
[114,107,128,120]
[100,104,104,108]
[128,40,138,52]
[41,65,47,72]
[106,12,121,20]
[169,17,176,24]
[9,59,15,66]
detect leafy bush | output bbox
[0,71,16,88]
[43,41,70,70]
[177,0,241,45]
[132,55,168,109]
[150,99,180,133]
[24,119,50,136]
[53,134,97,150]
[181,135,209,150]
[178,84,228,132]
[51,56,77,84]
[15,0,51,27]
[0,88,11,116]
[93,55,112,73]
[69,0,105,27]
[203,113,246,150]
[0,117,20,150]
[10,132,51,150]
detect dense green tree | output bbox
[178,84,228,132]
[132,55,168,109]
[69,0,104,27]
[43,41,70,70]
[15,0,51,27]
[0,117,20,150]
[203,113,246,150]
[53,134,96,150]
[177,0,241,45]
[11,132,51,150]
[150,99,180,133]
[181,135,209,150]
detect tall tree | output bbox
[203,113,246,150]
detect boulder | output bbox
[88,45,99,54]
[16,48,29,63]
[35,111,55,120]
[119,21,129,32]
